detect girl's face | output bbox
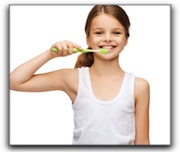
[86,13,128,60]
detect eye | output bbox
[113,31,121,35]
[95,31,103,35]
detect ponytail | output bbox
[74,52,94,69]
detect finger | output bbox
[66,42,74,54]
[55,43,63,55]
[71,42,82,51]
[61,41,70,56]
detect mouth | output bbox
[99,45,117,52]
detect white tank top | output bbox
[72,67,135,145]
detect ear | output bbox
[124,37,129,47]
[86,35,91,47]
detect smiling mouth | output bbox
[99,45,116,51]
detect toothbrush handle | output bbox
[74,48,92,53]
[51,48,91,53]
[51,48,58,52]
[52,47,81,53]
[73,48,82,53]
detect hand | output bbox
[50,40,82,57]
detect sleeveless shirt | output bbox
[72,67,135,145]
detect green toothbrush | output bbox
[51,48,109,54]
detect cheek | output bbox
[87,36,101,47]
[117,37,128,46]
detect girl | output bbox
[10,5,150,145]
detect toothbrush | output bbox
[51,48,109,54]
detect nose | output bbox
[103,33,112,42]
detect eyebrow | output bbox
[92,27,124,31]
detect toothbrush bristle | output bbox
[99,49,109,54]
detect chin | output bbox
[94,52,120,61]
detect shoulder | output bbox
[134,77,150,91]
[134,77,150,104]
[60,68,78,75]
[51,68,78,91]
[58,68,78,83]
[62,69,78,91]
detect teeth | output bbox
[101,46,114,49]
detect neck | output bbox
[89,56,124,77]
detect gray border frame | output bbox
[8,4,172,149]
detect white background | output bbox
[1,0,179,152]
[10,5,170,145]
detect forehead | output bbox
[91,13,125,30]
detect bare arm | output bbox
[134,77,150,145]
[10,40,81,92]
[10,50,53,91]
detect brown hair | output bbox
[74,5,130,69]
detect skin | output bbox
[10,13,150,145]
